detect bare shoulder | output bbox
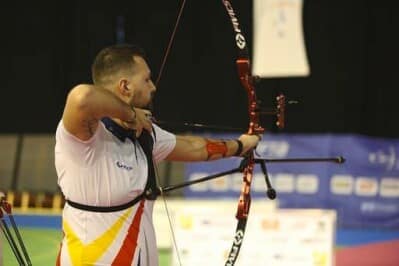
[68,84,93,102]
[62,84,99,141]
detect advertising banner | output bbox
[169,203,335,266]
[184,134,399,227]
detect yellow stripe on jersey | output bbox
[63,208,133,265]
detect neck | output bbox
[111,118,125,128]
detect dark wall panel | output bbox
[3,1,398,137]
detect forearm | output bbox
[62,84,137,140]
[166,135,242,162]
[70,84,134,122]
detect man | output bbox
[55,44,260,266]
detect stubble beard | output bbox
[132,92,154,111]
[144,91,155,111]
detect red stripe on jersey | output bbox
[112,200,145,265]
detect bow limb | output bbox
[155,1,263,265]
[222,1,264,265]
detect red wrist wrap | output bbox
[206,140,227,160]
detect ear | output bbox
[118,79,131,97]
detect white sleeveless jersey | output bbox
[55,120,176,266]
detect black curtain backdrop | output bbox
[3,1,398,137]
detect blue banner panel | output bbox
[184,134,399,228]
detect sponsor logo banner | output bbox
[184,134,399,228]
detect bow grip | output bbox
[235,162,254,219]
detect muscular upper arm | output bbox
[62,84,99,141]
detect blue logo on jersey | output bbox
[116,161,133,171]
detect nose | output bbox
[150,80,156,92]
